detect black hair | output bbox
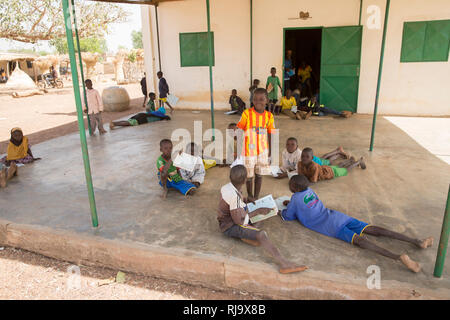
[253,87,268,99]
[227,123,237,128]
[290,174,310,192]
[157,71,163,76]
[160,139,172,148]
[232,89,237,92]
[230,165,247,184]
[302,147,313,156]
[253,79,260,84]
[85,79,92,84]
[149,92,156,98]
[287,137,298,144]
[270,67,276,71]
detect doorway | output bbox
[284,28,322,97]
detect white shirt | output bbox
[221,182,249,225]
[82,88,103,114]
[281,148,302,172]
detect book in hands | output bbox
[247,194,278,224]
[173,152,198,172]
[275,196,291,211]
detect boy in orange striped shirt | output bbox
[236,88,275,202]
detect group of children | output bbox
[229,67,352,120]
[158,87,433,275]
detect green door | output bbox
[320,26,362,113]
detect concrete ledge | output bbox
[1,219,449,299]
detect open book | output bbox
[173,152,198,172]
[247,194,278,224]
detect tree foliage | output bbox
[131,30,143,49]
[0,0,129,43]
[50,37,108,54]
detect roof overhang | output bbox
[86,0,183,5]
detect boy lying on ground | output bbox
[279,175,433,273]
[297,147,365,183]
[276,138,350,179]
[218,165,307,274]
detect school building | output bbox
[140,0,450,116]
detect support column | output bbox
[206,0,215,140]
[141,5,158,95]
[369,0,390,151]
[62,0,99,228]
[434,185,450,278]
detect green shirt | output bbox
[147,100,156,112]
[156,155,182,182]
[266,76,281,100]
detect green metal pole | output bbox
[206,0,215,141]
[250,0,253,86]
[70,0,92,136]
[62,0,99,228]
[369,0,390,151]
[359,0,363,26]
[434,185,450,278]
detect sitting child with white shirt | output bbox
[179,142,206,188]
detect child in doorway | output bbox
[279,89,301,119]
[276,138,350,179]
[218,164,308,274]
[266,67,282,114]
[179,142,206,188]
[157,139,197,199]
[83,79,106,135]
[280,174,433,273]
[0,162,18,188]
[248,79,260,108]
[298,147,365,183]
[157,71,174,113]
[228,89,246,115]
[1,128,41,166]
[236,88,275,202]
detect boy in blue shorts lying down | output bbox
[279,174,434,273]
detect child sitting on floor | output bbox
[0,162,18,188]
[179,142,206,188]
[110,93,170,129]
[1,128,41,166]
[229,89,246,115]
[276,138,350,179]
[279,174,433,273]
[278,89,299,119]
[297,147,365,183]
[218,164,307,274]
[157,139,197,199]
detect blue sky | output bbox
[1,3,142,54]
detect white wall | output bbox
[142,0,450,115]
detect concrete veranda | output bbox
[1,111,449,299]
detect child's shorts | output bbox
[223,224,260,241]
[330,165,348,178]
[159,97,167,102]
[336,218,370,244]
[244,153,271,178]
[159,178,196,196]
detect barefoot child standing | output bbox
[236,88,275,202]
[280,175,433,272]
[157,139,196,198]
[218,165,307,274]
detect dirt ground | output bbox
[0,80,146,153]
[0,246,266,300]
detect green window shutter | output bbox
[401,20,450,62]
[179,32,215,67]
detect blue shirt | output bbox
[281,188,352,237]
[312,156,324,165]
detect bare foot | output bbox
[358,157,366,170]
[400,254,421,273]
[419,237,434,249]
[99,129,107,135]
[241,239,260,247]
[0,168,6,188]
[161,188,168,199]
[7,162,17,180]
[338,146,349,159]
[109,122,115,130]
[304,110,312,120]
[279,262,308,274]
[187,187,196,196]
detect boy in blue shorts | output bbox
[279,174,434,273]
[157,139,196,199]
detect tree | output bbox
[50,37,108,54]
[0,0,129,43]
[131,30,143,49]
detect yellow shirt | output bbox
[297,65,312,83]
[237,108,275,157]
[280,96,296,110]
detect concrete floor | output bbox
[1,111,449,294]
